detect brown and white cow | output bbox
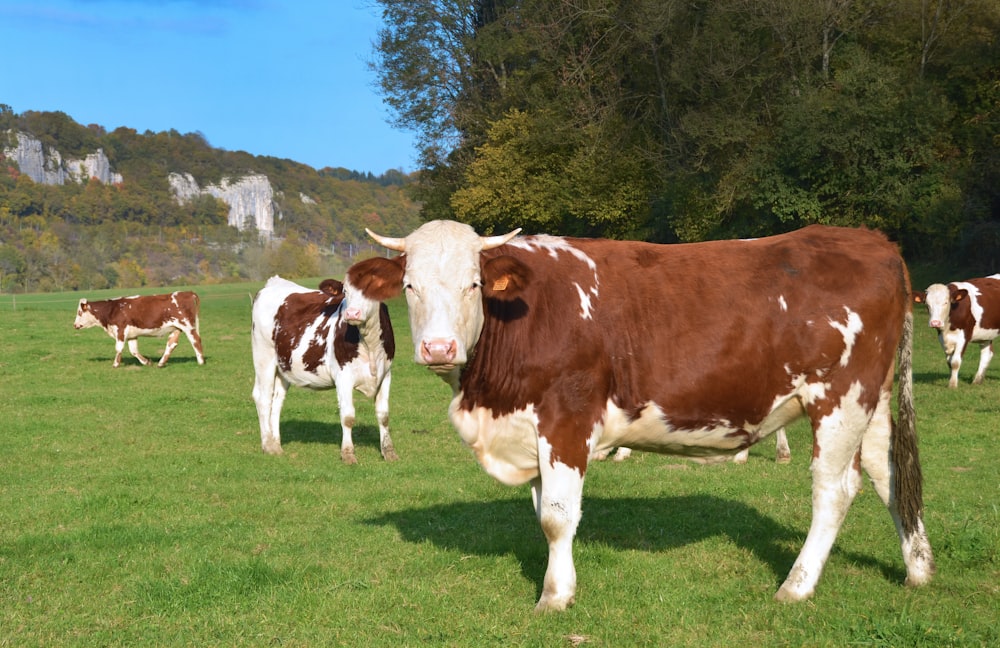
[913,274,1000,388]
[73,291,205,368]
[345,220,934,611]
[250,275,397,464]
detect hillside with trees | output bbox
[372,0,999,269]
[0,107,422,293]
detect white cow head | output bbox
[914,283,968,331]
[341,275,382,328]
[347,220,522,386]
[73,299,99,329]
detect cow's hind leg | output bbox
[776,385,867,602]
[374,373,398,461]
[972,342,993,385]
[157,330,181,367]
[126,338,151,366]
[859,384,935,588]
[185,325,206,365]
[252,364,286,455]
[531,442,585,612]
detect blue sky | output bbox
[0,0,417,174]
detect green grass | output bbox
[1,283,998,647]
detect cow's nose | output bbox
[344,307,363,323]
[929,319,942,329]
[420,338,457,365]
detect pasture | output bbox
[1,280,997,646]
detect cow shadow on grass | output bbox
[365,494,903,599]
[281,419,382,452]
[85,355,206,367]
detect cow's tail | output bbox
[893,308,923,534]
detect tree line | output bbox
[372,0,1000,269]
[0,107,423,293]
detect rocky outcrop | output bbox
[168,172,277,233]
[3,131,122,185]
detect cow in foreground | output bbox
[345,220,935,611]
[914,274,1000,388]
[251,275,397,463]
[73,291,205,368]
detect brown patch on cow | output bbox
[274,290,343,373]
[333,320,361,366]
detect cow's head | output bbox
[73,299,98,329]
[347,220,523,384]
[340,274,385,328]
[914,283,967,331]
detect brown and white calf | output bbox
[73,291,205,368]
[914,275,1000,388]
[346,220,934,611]
[250,275,397,463]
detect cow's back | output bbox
[966,275,1000,332]
[466,225,908,437]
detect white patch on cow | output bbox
[574,283,594,320]
[450,400,541,486]
[778,295,788,312]
[511,236,600,320]
[828,307,863,367]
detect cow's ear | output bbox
[953,289,968,303]
[482,254,532,301]
[913,291,926,304]
[319,278,344,296]
[345,255,406,301]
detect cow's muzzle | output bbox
[420,338,458,366]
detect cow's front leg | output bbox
[530,439,585,612]
[335,375,358,464]
[374,373,398,461]
[127,338,151,366]
[972,342,993,385]
[112,339,125,368]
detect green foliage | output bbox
[373,0,1000,264]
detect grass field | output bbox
[1,280,998,647]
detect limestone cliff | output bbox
[168,172,278,233]
[3,130,123,185]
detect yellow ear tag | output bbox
[492,276,510,291]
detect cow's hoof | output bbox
[774,584,812,603]
[382,444,400,462]
[534,592,574,613]
[341,448,358,465]
[262,444,283,456]
[776,454,792,464]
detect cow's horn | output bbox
[366,228,406,251]
[482,228,521,250]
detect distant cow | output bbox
[914,274,1000,388]
[346,220,934,611]
[74,291,205,368]
[250,275,397,463]
[606,428,791,465]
